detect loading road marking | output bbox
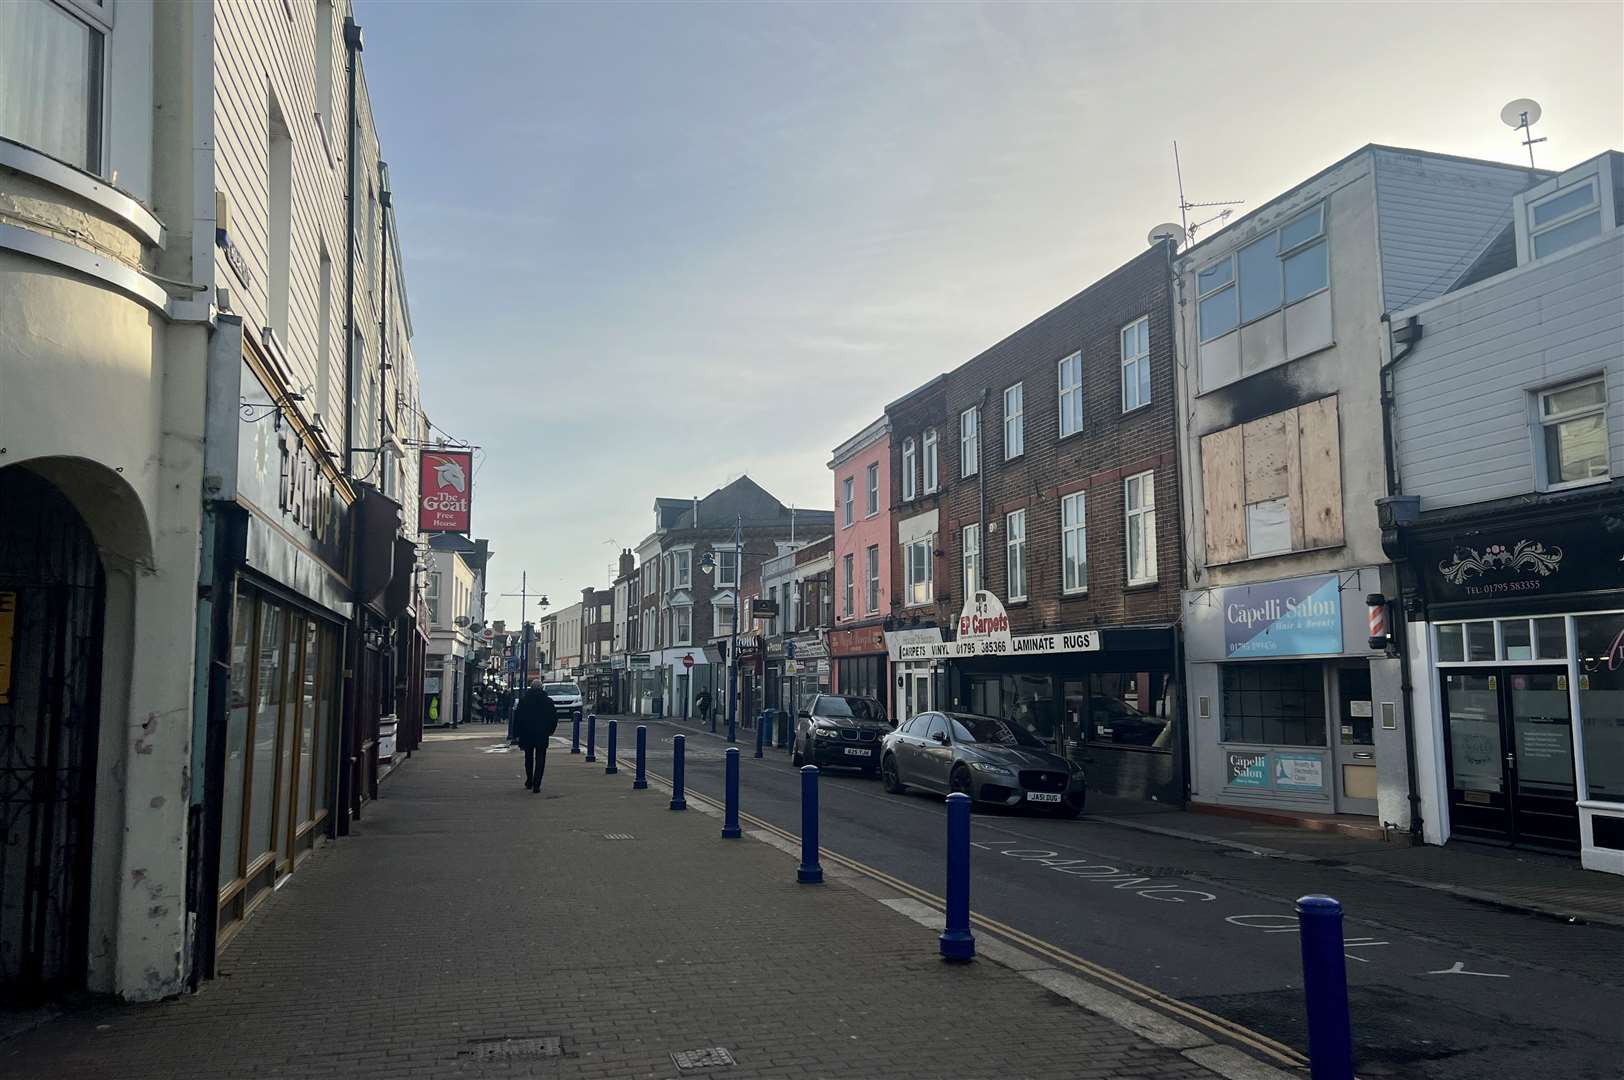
[1427,961,1510,978]
[621,754,1308,1071]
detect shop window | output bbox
[1437,617,1568,663]
[969,674,1056,746]
[1466,621,1495,662]
[1536,617,1567,659]
[219,590,256,889]
[1577,614,1624,801]
[1065,673,1174,755]
[1502,619,1534,661]
[1221,663,1327,747]
[248,606,285,863]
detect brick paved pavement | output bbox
[1,729,1233,1080]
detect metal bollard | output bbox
[727,707,736,744]
[571,714,581,754]
[585,714,598,763]
[776,711,788,750]
[797,765,823,884]
[670,734,688,811]
[940,792,975,962]
[633,725,649,790]
[605,719,618,774]
[754,710,766,758]
[722,747,742,839]
[1297,895,1354,1080]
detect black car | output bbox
[879,711,1085,817]
[792,693,890,774]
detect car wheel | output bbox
[949,765,974,803]
[881,754,906,794]
[1055,802,1082,820]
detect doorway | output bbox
[1442,668,1578,849]
[1332,664,1377,815]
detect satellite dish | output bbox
[1148,222,1187,248]
[1500,98,1542,128]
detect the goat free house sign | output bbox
[419,450,474,533]
[1222,574,1342,658]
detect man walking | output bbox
[513,680,559,793]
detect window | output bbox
[962,523,980,596]
[1199,202,1327,343]
[1246,497,1291,558]
[716,605,734,634]
[1221,663,1327,747]
[865,545,880,613]
[902,438,917,500]
[1124,471,1157,585]
[1538,378,1608,487]
[0,0,106,171]
[1069,672,1175,752]
[1435,618,1566,663]
[315,0,335,141]
[267,93,294,342]
[671,606,692,645]
[1576,614,1624,800]
[866,462,879,516]
[717,548,738,587]
[1061,493,1087,594]
[1202,397,1344,565]
[316,246,334,422]
[1529,178,1602,260]
[960,408,979,477]
[673,549,691,589]
[905,538,933,606]
[1005,510,1027,601]
[923,430,939,492]
[1003,384,1024,460]
[843,477,854,526]
[1120,317,1150,412]
[842,554,854,616]
[1058,352,1083,436]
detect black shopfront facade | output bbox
[1390,486,1624,875]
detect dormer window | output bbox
[1529,178,1601,260]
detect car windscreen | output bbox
[946,714,1046,749]
[543,684,580,697]
[842,696,884,721]
[812,696,854,718]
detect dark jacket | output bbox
[513,688,559,749]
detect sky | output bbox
[355,0,1624,627]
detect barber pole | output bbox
[1366,593,1389,652]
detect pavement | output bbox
[2,725,1283,1080]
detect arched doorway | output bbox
[0,467,106,1004]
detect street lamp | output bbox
[699,514,742,743]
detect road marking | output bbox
[1426,961,1509,978]
[628,760,1309,1071]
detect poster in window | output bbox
[1227,750,1269,787]
[1274,753,1326,792]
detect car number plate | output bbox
[1025,792,1062,803]
[843,747,872,757]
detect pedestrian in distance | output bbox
[695,689,712,726]
[513,679,560,793]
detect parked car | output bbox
[880,711,1084,817]
[792,693,890,774]
[542,681,584,721]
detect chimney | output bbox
[619,548,635,577]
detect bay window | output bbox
[0,0,106,172]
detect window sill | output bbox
[1539,475,1611,495]
[1119,401,1154,420]
[1061,588,1089,599]
[1058,428,1085,444]
[1123,579,1160,593]
[1004,451,1025,464]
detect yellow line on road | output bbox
[621,755,1308,1071]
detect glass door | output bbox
[1442,669,1579,848]
[1333,665,1377,815]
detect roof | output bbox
[828,416,888,468]
[666,475,832,531]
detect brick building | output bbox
[828,418,894,714]
[883,239,1186,803]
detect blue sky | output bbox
[356,0,1624,621]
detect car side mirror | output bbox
[798,710,811,719]
[931,731,948,745]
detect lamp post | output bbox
[699,514,743,743]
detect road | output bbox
[591,717,1624,1080]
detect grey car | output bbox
[879,711,1085,817]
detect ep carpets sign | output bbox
[1222,574,1342,658]
[419,449,474,533]
[957,590,1012,646]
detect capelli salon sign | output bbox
[1421,516,1624,603]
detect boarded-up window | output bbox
[1201,395,1343,565]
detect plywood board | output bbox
[1298,396,1344,549]
[1283,412,1306,550]
[1242,413,1291,502]
[1201,426,1247,565]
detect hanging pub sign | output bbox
[419,449,474,533]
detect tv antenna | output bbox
[1174,141,1244,244]
[1500,98,1546,168]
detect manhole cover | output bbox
[603,833,635,840]
[465,1036,562,1060]
[672,1046,735,1070]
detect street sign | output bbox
[749,598,778,619]
[682,653,695,670]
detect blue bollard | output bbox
[585,714,597,762]
[605,719,618,774]
[754,710,766,758]
[670,734,688,811]
[940,792,975,962]
[797,765,823,884]
[776,711,788,750]
[723,747,742,839]
[633,725,649,790]
[571,713,581,754]
[1297,895,1354,1080]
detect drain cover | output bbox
[603,833,635,840]
[465,1036,562,1060]
[672,1046,735,1070]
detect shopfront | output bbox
[784,633,830,712]
[1182,568,1404,820]
[830,622,890,718]
[886,627,944,722]
[1400,502,1624,872]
